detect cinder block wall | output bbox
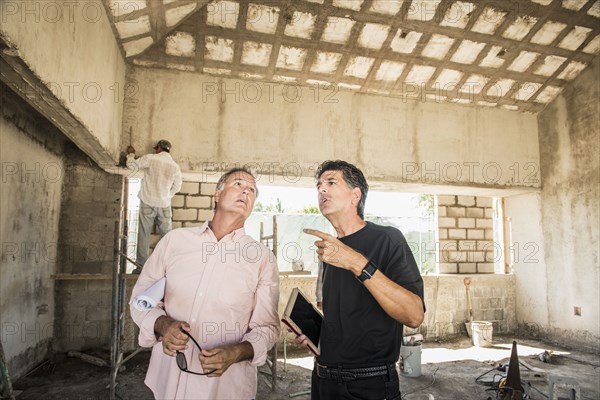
[437,195,497,274]
[145,181,217,253]
[281,274,516,352]
[54,148,121,351]
[414,274,516,340]
[171,182,216,227]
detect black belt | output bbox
[315,362,396,381]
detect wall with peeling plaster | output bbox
[506,57,599,351]
[536,57,599,350]
[0,86,65,379]
[0,0,126,161]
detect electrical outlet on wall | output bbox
[574,306,582,316]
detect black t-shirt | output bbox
[318,221,425,367]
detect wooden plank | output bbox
[52,274,140,280]
[52,274,112,280]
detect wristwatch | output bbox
[356,261,378,283]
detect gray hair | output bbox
[214,167,259,209]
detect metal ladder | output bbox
[109,176,144,400]
[260,215,279,391]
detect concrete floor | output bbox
[13,336,599,400]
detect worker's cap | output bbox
[154,139,172,152]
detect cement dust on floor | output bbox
[13,336,599,400]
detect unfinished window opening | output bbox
[247,186,436,274]
[125,178,142,273]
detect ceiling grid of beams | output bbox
[104,0,600,113]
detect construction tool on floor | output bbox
[499,341,524,400]
[538,350,553,363]
[547,374,580,400]
[464,277,473,337]
[400,334,423,378]
[67,351,109,368]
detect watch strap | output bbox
[356,261,378,283]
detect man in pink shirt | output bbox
[130,167,280,399]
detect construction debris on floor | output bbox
[12,336,600,400]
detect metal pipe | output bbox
[109,219,121,400]
[121,348,145,366]
[289,390,311,398]
[110,175,126,400]
[118,254,142,269]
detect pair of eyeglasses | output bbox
[176,330,216,376]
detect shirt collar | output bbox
[197,221,246,241]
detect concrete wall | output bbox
[532,57,599,351]
[504,193,549,335]
[0,86,66,378]
[0,0,126,161]
[122,67,540,193]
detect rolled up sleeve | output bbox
[135,306,166,347]
[242,256,280,366]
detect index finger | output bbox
[303,228,332,240]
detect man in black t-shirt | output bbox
[299,160,425,400]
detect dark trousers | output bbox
[311,365,401,400]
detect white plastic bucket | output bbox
[399,344,422,377]
[471,321,493,347]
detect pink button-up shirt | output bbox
[130,223,280,399]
